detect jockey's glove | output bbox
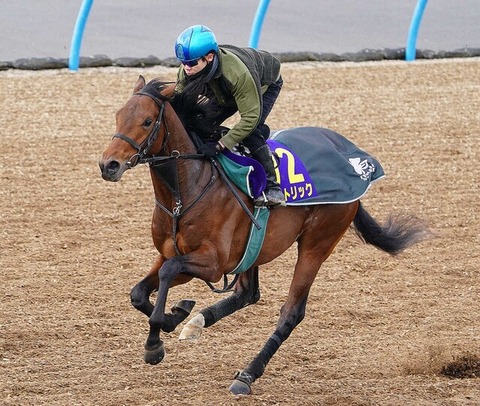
[198,142,223,158]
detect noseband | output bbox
[112,91,168,168]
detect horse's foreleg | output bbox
[144,257,186,365]
[142,244,233,364]
[203,266,261,327]
[179,267,260,340]
[130,255,163,317]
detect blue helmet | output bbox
[175,25,218,63]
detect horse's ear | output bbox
[133,75,146,93]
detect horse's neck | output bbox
[164,107,196,154]
[150,104,210,208]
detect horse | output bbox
[98,75,428,395]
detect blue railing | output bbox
[249,0,271,48]
[406,0,429,61]
[69,0,430,71]
[68,0,94,71]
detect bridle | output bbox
[112,91,168,168]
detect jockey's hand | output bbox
[198,142,222,158]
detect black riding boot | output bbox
[251,145,285,207]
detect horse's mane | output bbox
[141,79,173,101]
[142,78,223,141]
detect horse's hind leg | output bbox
[229,269,312,395]
[179,266,260,340]
[230,204,357,395]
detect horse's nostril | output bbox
[106,160,120,174]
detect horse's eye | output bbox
[143,118,153,127]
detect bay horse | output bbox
[98,76,428,395]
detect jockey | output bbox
[174,24,285,207]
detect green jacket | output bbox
[176,45,281,150]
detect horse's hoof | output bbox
[144,343,165,365]
[179,313,205,341]
[172,299,196,315]
[229,379,251,395]
[229,371,253,395]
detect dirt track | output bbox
[1,58,479,405]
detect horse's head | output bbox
[99,76,174,182]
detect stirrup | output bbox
[265,189,286,207]
[254,192,268,207]
[254,189,285,207]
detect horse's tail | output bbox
[353,201,430,256]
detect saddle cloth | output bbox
[217,126,385,205]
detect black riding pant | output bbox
[242,75,283,153]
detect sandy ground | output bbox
[1,58,479,405]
